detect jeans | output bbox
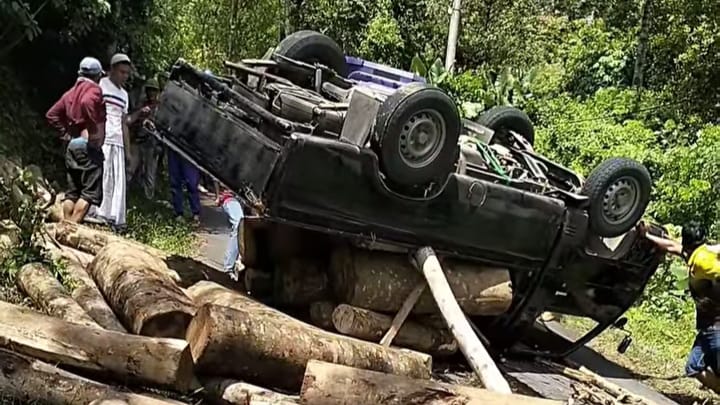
[167,150,200,216]
[222,197,244,272]
[686,325,720,376]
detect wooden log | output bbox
[332,304,457,356]
[0,349,182,405]
[413,247,511,394]
[48,220,223,287]
[45,243,127,332]
[186,283,432,391]
[274,259,328,306]
[202,378,299,405]
[330,246,512,315]
[299,360,562,405]
[309,301,337,331]
[0,300,195,392]
[89,241,197,338]
[16,262,100,329]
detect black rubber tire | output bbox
[274,30,348,86]
[581,157,652,237]
[373,83,461,187]
[476,106,535,146]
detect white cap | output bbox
[110,53,132,67]
[78,57,103,76]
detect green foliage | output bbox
[124,193,196,256]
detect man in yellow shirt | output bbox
[643,222,720,393]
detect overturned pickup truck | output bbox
[152,30,666,358]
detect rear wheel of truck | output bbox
[373,83,461,187]
[581,157,651,237]
[274,30,348,87]
[476,106,535,147]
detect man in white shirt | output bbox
[96,53,132,232]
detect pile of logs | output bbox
[0,217,567,404]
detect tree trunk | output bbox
[45,243,127,332]
[309,301,336,331]
[89,242,197,338]
[16,262,101,329]
[632,0,654,91]
[48,220,223,287]
[332,304,457,356]
[0,301,195,392]
[330,247,512,316]
[413,247,511,394]
[274,259,328,306]
[186,291,431,391]
[300,360,562,405]
[202,378,299,405]
[0,349,183,405]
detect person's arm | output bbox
[122,95,131,151]
[82,86,106,147]
[45,97,68,139]
[644,232,684,256]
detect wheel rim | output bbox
[398,109,446,169]
[602,176,641,225]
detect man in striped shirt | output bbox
[96,53,132,232]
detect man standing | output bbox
[643,222,720,394]
[97,53,132,232]
[127,77,162,199]
[45,57,106,223]
[168,149,202,225]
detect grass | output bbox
[123,188,198,256]
[564,303,715,404]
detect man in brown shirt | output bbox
[46,57,107,223]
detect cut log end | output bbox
[186,305,212,362]
[140,311,194,340]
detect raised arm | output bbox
[644,231,683,256]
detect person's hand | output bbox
[60,132,71,142]
[637,221,648,237]
[140,106,152,116]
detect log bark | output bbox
[274,259,328,306]
[16,262,100,329]
[0,349,182,405]
[45,243,127,332]
[300,360,562,405]
[413,247,511,394]
[186,283,431,391]
[89,242,197,338]
[0,301,195,392]
[330,247,512,315]
[332,304,457,356]
[309,301,336,331]
[202,378,299,405]
[48,220,224,287]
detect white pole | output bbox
[444,0,463,72]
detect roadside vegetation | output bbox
[1,0,719,402]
